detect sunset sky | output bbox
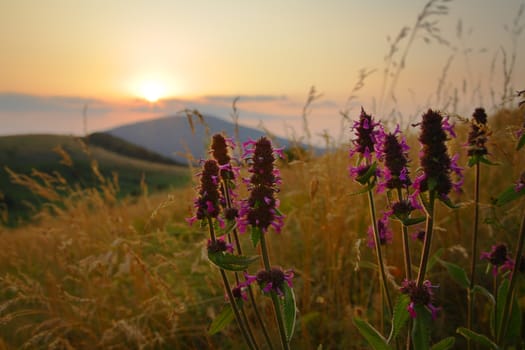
[1,0,524,141]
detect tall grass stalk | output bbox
[416,192,436,287]
[466,162,480,350]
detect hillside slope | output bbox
[0,134,189,226]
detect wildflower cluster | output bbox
[349,108,382,183]
[400,279,440,319]
[187,160,221,225]
[467,107,489,159]
[480,244,514,276]
[376,126,412,192]
[239,137,285,234]
[414,109,463,199]
[245,267,294,297]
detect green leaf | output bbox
[208,252,259,271]
[353,317,392,350]
[355,162,378,185]
[388,294,410,343]
[427,177,438,192]
[467,155,478,167]
[208,305,234,335]
[517,133,525,150]
[478,156,498,166]
[251,226,262,247]
[223,220,237,235]
[401,216,426,226]
[437,259,470,289]
[472,285,495,305]
[504,293,523,344]
[282,284,297,342]
[456,327,499,349]
[494,185,525,206]
[439,196,460,209]
[412,304,432,350]
[493,278,509,335]
[430,336,456,350]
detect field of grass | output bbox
[0,134,190,226]
[0,106,524,349]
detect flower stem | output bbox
[416,191,435,287]
[496,209,525,345]
[208,218,257,350]
[367,188,393,316]
[223,180,275,350]
[260,231,290,350]
[467,162,480,350]
[396,188,412,281]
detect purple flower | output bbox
[207,236,234,254]
[187,160,222,223]
[240,137,284,234]
[230,285,248,302]
[415,109,463,199]
[467,108,489,158]
[367,215,393,248]
[376,126,412,191]
[400,279,440,319]
[480,244,514,276]
[349,108,382,170]
[245,267,294,297]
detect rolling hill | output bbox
[0,134,189,226]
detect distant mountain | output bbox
[86,132,180,165]
[106,114,306,163]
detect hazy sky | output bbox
[1,0,524,139]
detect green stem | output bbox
[223,180,275,350]
[396,188,412,281]
[367,188,394,316]
[260,231,290,350]
[496,209,525,345]
[416,191,435,287]
[208,218,257,350]
[467,163,480,350]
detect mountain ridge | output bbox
[106,114,311,164]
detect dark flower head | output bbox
[187,160,222,225]
[415,109,462,198]
[480,244,514,276]
[224,207,239,221]
[391,200,415,221]
[231,285,248,301]
[211,133,236,181]
[377,127,411,190]
[350,107,381,161]
[414,230,426,242]
[239,137,285,234]
[400,279,440,319]
[207,237,234,254]
[467,108,489,157]
[367,215,393,248]
[245,267,294,297]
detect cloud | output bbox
[203,95,288,103]
[0,92,113,115]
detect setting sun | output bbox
[140,81,165,103]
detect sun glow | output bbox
[140,81,166,103]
